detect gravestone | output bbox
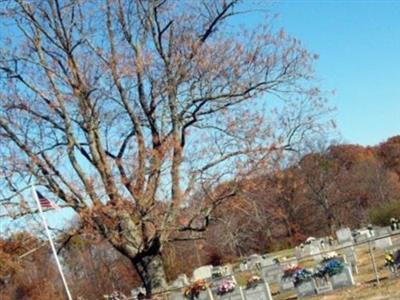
[168,291,186,300]
[306,245,323,262]
[280,257,298,269]
[314,278,333,295]
[193,265,213,280]
[375,227,393,250]
[171,274,190,289]
[375,236,393,250]
[131,287,145,299]
[222,265,233,276]
[212,266,224,279]
[296,280,316,298]
[262,263,283,284]
[336,228,353,244]
[243,282,273,300]
[214,289,243,300]
[354,232,370,244]
[295,246,304,259]
[259,256,275,267]
[329,265,355,289]
[246,254,262,270]
[239,261,248,272]
[279,278,295,292]
[341,242,358,274]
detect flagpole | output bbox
[31,185,73,300]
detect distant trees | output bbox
[1,137,400,298]
[0,232,139,300]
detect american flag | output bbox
[36,190,59,209]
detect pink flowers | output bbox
[217,279,236,295]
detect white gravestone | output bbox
[280,257,298,269]
[375,227,393,250]
[168,291,186,300]
[314,278,333,295]
[171,274,190,288]
[375,236,393,250]
[246,254,262,270]
[279,278,295,292]
[306,245,323,262]
[336,228,353,244]
[214,289,243,300]
[341,242,358,274]
[193,265,213,280]
[131,287,145,299]
[239,261,248,272]
[262,263,283,284]
[244,282,273,300]
[329,265,355,289]
[296,280,316,298]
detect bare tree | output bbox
[0,0,330,295]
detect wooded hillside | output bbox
[2,136,400,299]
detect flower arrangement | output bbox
[216,279,236,295]
[314,258,344,278]
[282,265,313,287]
[246,275,262,289]
[184,279,208,299]
[292,268,313,287]
[282,266,302,280]
[385,251,395,267]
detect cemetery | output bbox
[127,226,400,299]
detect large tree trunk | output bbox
[133,252,168,297]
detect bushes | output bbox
[369,201,400,226]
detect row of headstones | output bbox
[294,237,334,261]
[337,226,396,250]
[279,264,355,297]
[164,263,355,300]
[167,277,273,300]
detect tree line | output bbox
[1,136,399,299]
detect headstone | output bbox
[341,242,357,263]
[239,261,248,272]
[259,256,275,267]
[354,232,369,244]
[296,280,316,298]
[375,227,393,250]
[131,287,146,299]
[314,278,333,294]
[340,242,358,274]
[212,266,224,278]
[222,265,233,276]
[306,245,323,262]
[329,266,355,289]
[243,282,273,300]
[336,228,353,244]
[279,278,295,292]
[193,265,213,280]
[375,236,393,250]
[214,289,243,300]
[262,263,283,284]
[246,254,262,270]
[168,291,186,300]
[171,274,190,288]
[280,257,298,269]
[295,246,304,259]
